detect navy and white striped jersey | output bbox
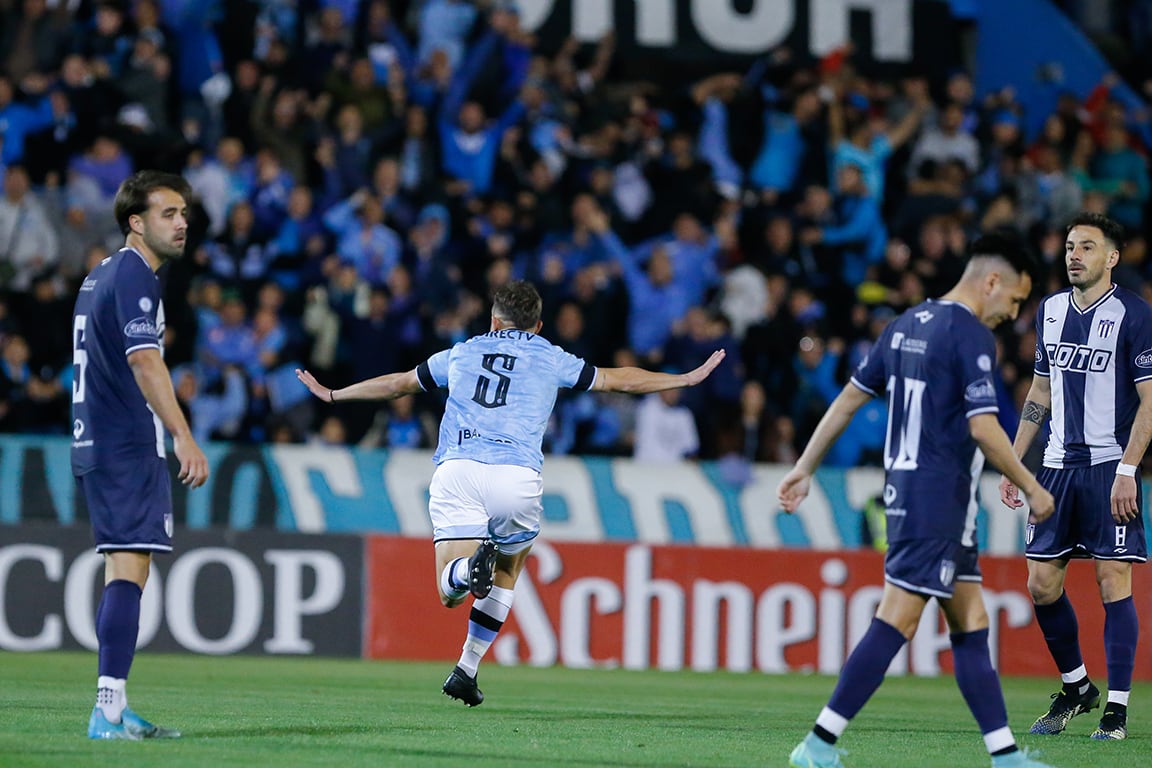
[416,329,597,472]
[71,248,166,475]
[851,300,999,546]
[1034,284,1152,468]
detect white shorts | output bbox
[428,459,542,554]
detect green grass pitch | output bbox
[0,652,1146,767]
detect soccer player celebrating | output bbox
[72,171,210,739]
[777,234,1057,768]
[297,280,724,705]
[1000,212,1152,741]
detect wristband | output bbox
[1117,462,1138,477]
[329,389,336,403]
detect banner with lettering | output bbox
[1,436,1148,554]
[517,0,961,81]
[365,537,1152,679]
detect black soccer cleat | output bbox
[467,539,499,599]
[1090,707,1128,740]
[442,665,484,707]
[1029,682,1101,734]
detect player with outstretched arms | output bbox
[297,279,724,705]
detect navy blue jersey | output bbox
[71,248,165,475]
[417,329,596,472]
[851,300,999,546]
[1033,285,1152,468]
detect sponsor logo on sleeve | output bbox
[124,316,160,339]
[964,378,996,402]
[1136,349,1152,369]
[1035,347,1043,363]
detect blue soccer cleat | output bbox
[789,732,847,768]
[87,706,140,741]
[122,707,182,739]
[991,747,1057,767]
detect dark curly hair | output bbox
[1065,211,1126,252]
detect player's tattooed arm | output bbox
[1020,400,1051,426]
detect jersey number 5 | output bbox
[884,375,926,471]
[472,354,517,409]
[72,314,88,404]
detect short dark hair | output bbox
[492,280,542,330]
[113,170,191,235]
[1065,212,1126,251]
[968,231,1039,284]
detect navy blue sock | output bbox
[825,618,907,721]
[1034,591,1083,675]
[96,580,142,679]
[1104,595,1137,695]
[951,629,1009,735]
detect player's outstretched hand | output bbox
[776,467,810,514]
[173,434,209,488]
[998,475,1023,509]
[1025,485,1055,525]
[1111,474,1140,524]
[683,350,726,387]
[296,368,332,401]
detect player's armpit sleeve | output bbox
[417,349,451,391]
[958,327,998,417]
[848,376,878,397]
[1033,303,1050,377]
[416,361,436,391]
[115,259,162,355]
[555,347,594,390]
[1126,300,1152,383]
[572,363,596,392]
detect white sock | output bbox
[1108,690,1130,707]
[1061,665,1088,685]
[458,586,515,677]
[439,557,469,600]
[96,676,126,723]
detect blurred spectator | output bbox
[173,363,247,444]
[0,164,59,293]
[633,388,700,464]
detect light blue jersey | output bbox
[416,329,597,471]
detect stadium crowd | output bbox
[2,0,1152,478]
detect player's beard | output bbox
[1067,261,1104,291]
[143,228,186,263]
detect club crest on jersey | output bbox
[1098,318,1116,338]
[939,560,955,587]
[139,297,153,313]
[124,316,159,338]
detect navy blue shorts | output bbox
[77,457,173,553]
[885,538,981,599]
[1026,462,1146,562]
